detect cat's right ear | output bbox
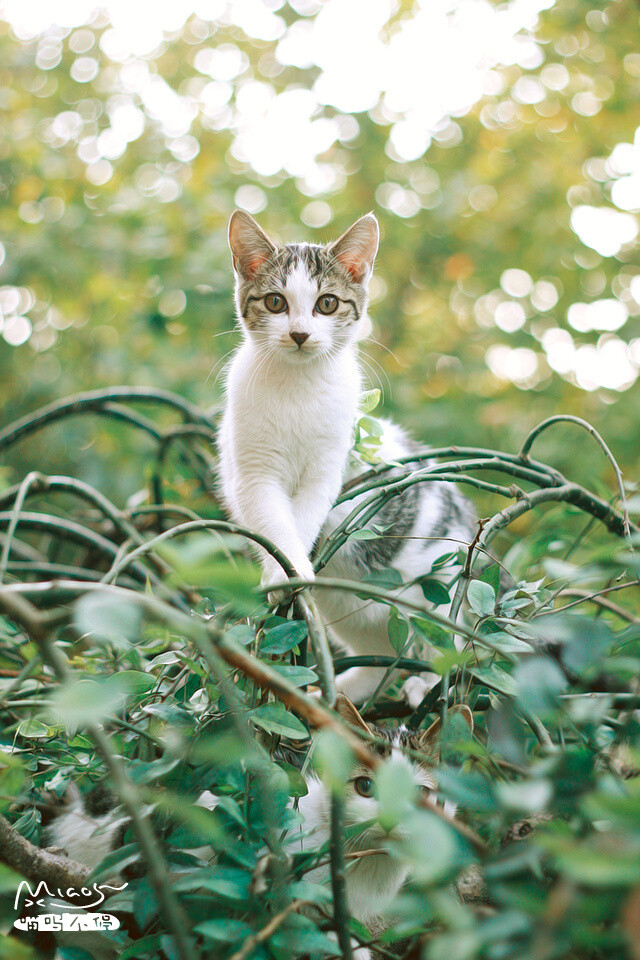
[335,694,374,736]
[418,704,474,752]
[327,212,379,283]
[228,209,277,279]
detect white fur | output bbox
[47,790,218,869]
[45,797,126,871]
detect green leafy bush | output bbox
[0,389,639,960]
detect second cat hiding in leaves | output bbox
[219,210,475,703]
[45,697,474,960]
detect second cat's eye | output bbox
[264,292,287,313]
[315,294,339,315]
[353,776,374,798]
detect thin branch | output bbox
[0,387,212,453]
[330,794,354,960]
[535,582,639,621]
[519,414,630,537]
[228,899,308,960]
[0,472,40,584]
[296,593,337,706]
[101,517,299,585]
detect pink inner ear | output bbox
[339,255,363,281]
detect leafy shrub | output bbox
[0,389,639,960]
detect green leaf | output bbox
[271,915,341,956]
[107,670,156,696]
[390,810,465,883]
[348,528,380,540]
[359,388,381,413]
[120,936,162,960]
[419,578,450,606]
[251,702,309,740]
[514,657,567,719]
[74,592,142,645]
[469,665,517,697]
[388,608,409,653]
[269,663,318,687]
[478,562,501,594]
[280,761,309,798]
[195,918,252,941]
[436,767,496,811]
[166,554,260,614]
[89,843,141,881]
[315,730,354,793]
[0,752,25,810]
[51,677,128,733]
[225,623,256,646]
[362,568,403,590]
[467,580,496,617]
[173,867,250,899]
[261,619,308,654]
[377,759,416,831]
[16,719,51,739]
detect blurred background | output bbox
[0,0,638,503]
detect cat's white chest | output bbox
[220,343,359,498]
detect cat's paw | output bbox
[262,557,315,606]
[401,673,440,709]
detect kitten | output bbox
[218,209,476,704]
[218,209,376,593]
[295,696,473,946]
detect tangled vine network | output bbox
[0,387,638,960]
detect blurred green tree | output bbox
[0,0,638,497]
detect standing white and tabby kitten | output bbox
[219,209,377,590]
[219,210,476,704]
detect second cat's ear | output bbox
[327,213,379,283]
[228,209,278,279]
[418,704,474,752]
[335,694,374,736]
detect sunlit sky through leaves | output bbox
[1,0,640,396]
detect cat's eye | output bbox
[264,292,287,313]
[315,294,339,316]
[353,776,374,798]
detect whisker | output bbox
[360,349,392,397]
[207,344,239,387]
[367,335,402,367]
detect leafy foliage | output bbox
[0,388,638,960]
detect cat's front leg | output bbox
[235,478,315,600]
[292,476,340,564]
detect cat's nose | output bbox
[290,331,309,347]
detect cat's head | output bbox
[228,210,378,362]
[332,695,474,845]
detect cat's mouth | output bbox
[281,343,321,362]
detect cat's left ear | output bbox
[418,704,474,752]
[335,694,374,736]
[327,213,379,283]
[228,209,278,279]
